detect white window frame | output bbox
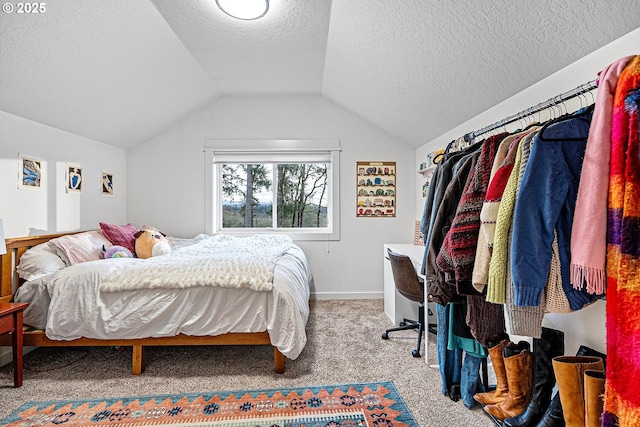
[204,139,340,241]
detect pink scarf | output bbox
[569,56,634,294]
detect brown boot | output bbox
[552,356,604,427]
[584,369,606,427]
[474,334,510,406]
[484,341,532,420]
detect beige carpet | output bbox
[0,299,495,426]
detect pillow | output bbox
[49,230,112,266]
[16,242,67,281]
[99,222,138,253]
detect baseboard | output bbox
[311,292,383,300]
[0,346,36,368]
[0,347,11,367]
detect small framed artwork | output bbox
[414,221,425,246]
[101,172,114,196]
[66,164,82,193]
[19,154,42,190]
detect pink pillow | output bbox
[99,222,138,253]
[49,231,112,266]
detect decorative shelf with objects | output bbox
[418,149,444,198]
[356,161,396,217]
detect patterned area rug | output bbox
[1,382,417,426]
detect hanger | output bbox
[538,103,594,142]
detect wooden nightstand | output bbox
[0,302,29,387]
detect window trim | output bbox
[204,139,340,241]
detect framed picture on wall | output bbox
[101,172,114,196]
[18,154,42,190]
[356,161,396,217]
[66,164,82,193]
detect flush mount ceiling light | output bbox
[215,0,269,20]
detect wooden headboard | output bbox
[0,232,79,303]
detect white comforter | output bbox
[101,234,293,293]
[16,235,311,359]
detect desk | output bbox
[0,302,29,387]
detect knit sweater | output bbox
[486,136,525,304]
[474,130,532,293]
[503,131,547,337]
[603,55,640,427]
[511,107,595,310]
[471,133,513,292]
[436,133,506,295]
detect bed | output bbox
[0,229,311,375]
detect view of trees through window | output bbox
[222,163,328,229]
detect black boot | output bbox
[503,327,564,427]
[536,392,565,427]
[534,345,607,427]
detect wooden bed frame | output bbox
[0,232,285,375]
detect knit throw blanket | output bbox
[101,234,293,293]
[603,55,640,427]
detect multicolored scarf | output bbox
[603,54,640,427]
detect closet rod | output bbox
[463,78,598,142]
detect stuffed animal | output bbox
[102,245,133,259]
[134,225,171,259]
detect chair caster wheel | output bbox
[381,332,389,340]
[399,321,406,326]
[412,349,421,358]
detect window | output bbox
[205,139,340,241]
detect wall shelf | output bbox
[418,164,437,175]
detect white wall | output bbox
[414,28,640,356]
[0,110,127,367]
[0,111,128,238]
[128,95,416,298]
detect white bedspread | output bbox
[17,235,311,359]
[101,234,292,293]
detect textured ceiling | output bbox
[1,0,639,150]
[152,0,331,94]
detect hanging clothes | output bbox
[435,133,508,348]
[570,55,635,295]
[425,150,479,305]
[421,141,482,278]
[436,133,507,296]
[476,129,534,298]
[510,105,599,311]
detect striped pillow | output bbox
[99,222,138,253]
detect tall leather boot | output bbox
[535,346,606,427]
[474,332,510,406]
[535,392,565,427]
[584,369,605,427]
[484,341,532,420]
[552,356,604,427]
[504,327,564,427]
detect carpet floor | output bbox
[0,299,495,426]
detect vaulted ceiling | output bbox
[1,0,639,150]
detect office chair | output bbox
[381,248,426,357]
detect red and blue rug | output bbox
[1,381,417,426]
